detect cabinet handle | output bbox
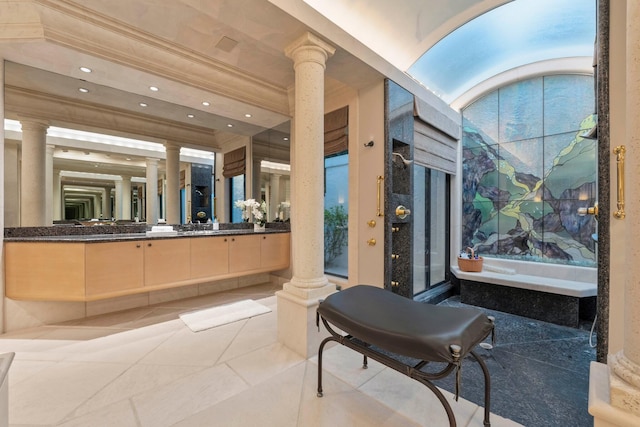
[224,238,227,242]
[147,243,152,247]
[263,236,266,239]
[136,244,141,248]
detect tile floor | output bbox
[434,297,596,427]
[0,282,569,426]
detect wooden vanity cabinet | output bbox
[228,235,261,273]
[4,232,290,301]
[190,236,229,279]
[260,233,290,270]
[85,241,144,296]
[143,238,191,286]
[5,242,85,301]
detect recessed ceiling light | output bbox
[187,114,195,118]
[79,88,89,93]
[149,86,159,92]
[245,113,252,118]
[79,67,92,73]
[126,157,132,161]
[139,102,148,107]
[284,137,289,141]
[227,124,233,127]
[202,101,210,106]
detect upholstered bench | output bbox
[316,285,495,427]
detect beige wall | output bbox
[283,78,385,289]
[608,0,627,355]
[353,80,385,288]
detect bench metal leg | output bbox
[469,349,491,427]
[317,336,335,397]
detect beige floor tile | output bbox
[298,361,420,427]
[225,342,305,386]
[56,399,140,427]
[218,310,278,363]
[10,361,130,425]
[7,359,59,387]
[310,344,388,390]
[73,363,203,417]
[132,363,249,427]
[0,284,525,427]
[358,366,478,427]
[137,319,244,366]
[173,362,307,427]
[467,407,524,427]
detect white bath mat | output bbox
[179,299,271,332]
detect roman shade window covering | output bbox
[325,106,348,157]
[413,97,460,175]
[222,146,246,178]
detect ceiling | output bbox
[1,0,593,182]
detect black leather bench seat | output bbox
[316,284,495,427]
[317,284,494,363]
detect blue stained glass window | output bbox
[461,75,596,266]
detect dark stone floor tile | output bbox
[498,336,596,374]
[431,297,595,427]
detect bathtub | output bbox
[451,257,597,327]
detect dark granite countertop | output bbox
[4,223,290,243]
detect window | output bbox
[324,153,348,277]
[230,175,245,223]
[413,166,449,296]
[461,75,596,266]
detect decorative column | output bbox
[165,143,180,224]
[608,0,640,417]
[52,169,62,221]
[45,144,54,224]
[114,179,122,220]
[19,119,49,226]
[271,174,281,220]
[146,158,159,224]
[120,176,132,220]
[101,187,110,219]
[4,140,20,227]
[277,32,336,358]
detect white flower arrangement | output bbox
[234,198,267,226]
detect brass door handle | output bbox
[367,238,376,246]
[376,176,384,217]
[614,145,625,219]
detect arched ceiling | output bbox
[298,0,596,105]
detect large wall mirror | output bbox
[251,121,291,222]
[3,60,285,226]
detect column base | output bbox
[589,361,640,426]
[609,350,640,416]
[276,281,337,358]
